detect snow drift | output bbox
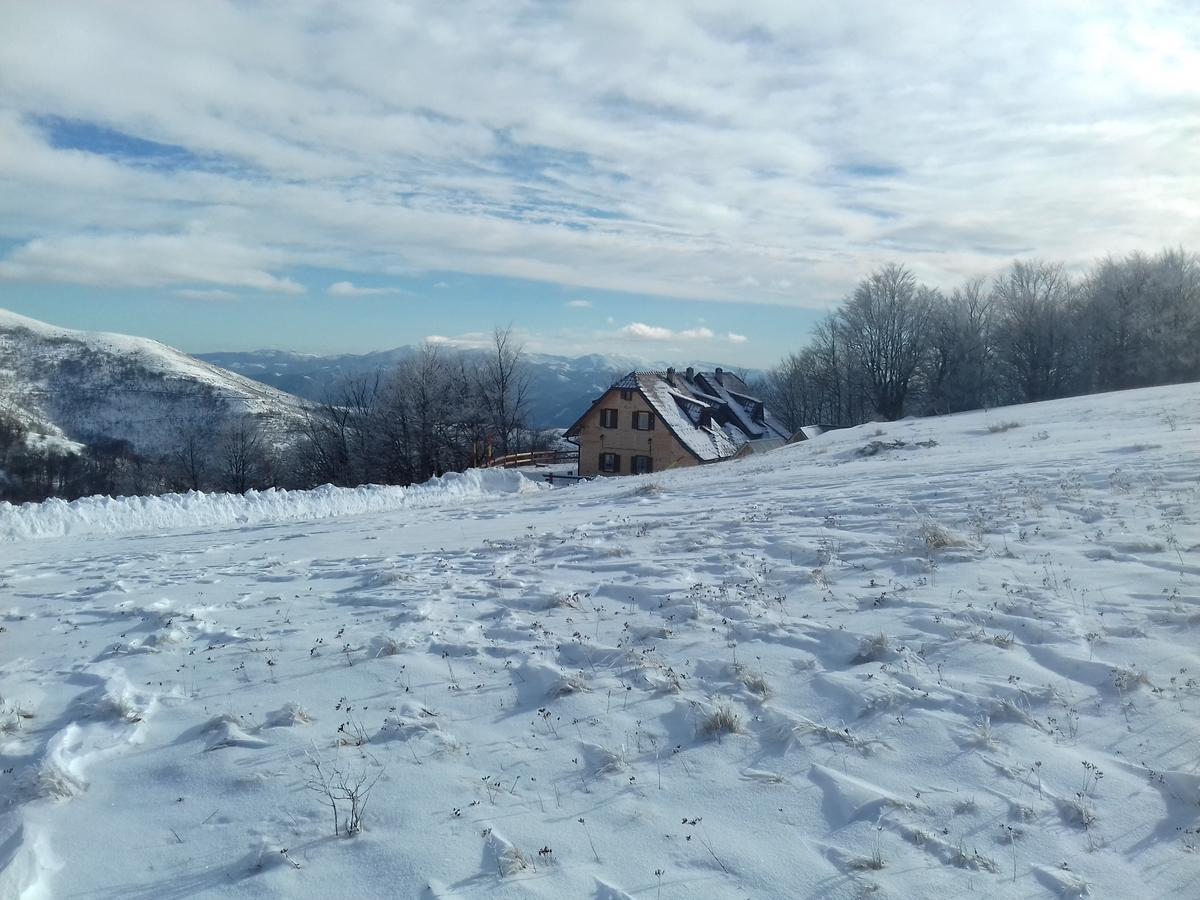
[0,468,545,542]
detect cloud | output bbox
[621,323,674,341]
[175,288,237,302]
[620,322,714,342]
[424,331,493,349]
[0,232,304,294]
[565,299,592,309]
[0,2,1196,307]
[328,280,402,297]
[614,322,745,347]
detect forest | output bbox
[763,247,1200,430]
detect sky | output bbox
[1,1,1197,365]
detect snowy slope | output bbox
[0,308,310,453]
[0,382,1197,899]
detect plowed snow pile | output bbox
[1,383,1197,899]
[0,468,545,541]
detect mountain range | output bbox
[197,348,762,429]
[196,347,647,429]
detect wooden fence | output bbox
[485,449,579,469]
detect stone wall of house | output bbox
[575,388,698,477]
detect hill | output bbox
[0,308,310,456]
[0,381,1196,898]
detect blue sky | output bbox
[3,273,809,360]
[1,1,1197,364]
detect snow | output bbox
[0,469,546,542]
[0,382,1197,899]
[0,307,310,454]
[643,377,739,460]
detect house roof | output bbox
[791,425,827,442]
[691,372,790,443]
[564,368,786,464]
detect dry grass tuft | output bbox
[735,667,771,698]
[915,520,973,553]
[702,702,743,738]
[853,632,894,664]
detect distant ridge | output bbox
[199,347,761,428]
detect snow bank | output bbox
[0,468,545,542]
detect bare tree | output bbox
[838,264,935,420]
[0,405,24,465]
[923,277,996,413]
[294,374,384,487]
[217,415,266,493]
[991,260,1078,403]
[1080,252,1154,392]
[166,394,225,491]
[763,352,810,433]
[476,326,530,458]
[378,343,458,483]
[1142,247,1200,385]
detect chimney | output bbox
[714,367,724,385]
[666,366,675,380]
[685,366,694,382]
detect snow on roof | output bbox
[794,425,827,441]
[692,372,789,441]
[640,375,738,461]
[663,386,715,408]
[612,370,662,389]
[737,436,788,455]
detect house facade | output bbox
[564,367,790,477]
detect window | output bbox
[632,455,653,475]
[600,408,618,429]
[620,389,633,401]
[632,410,654,431]
[599,452,620,473]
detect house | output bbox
[563,367,791,477]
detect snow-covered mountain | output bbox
[199,347,760,428]
[0,308,309,455]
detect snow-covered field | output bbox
[1,384,1197,899]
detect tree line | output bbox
[763,247,1200,430]
[0,327,546,504]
